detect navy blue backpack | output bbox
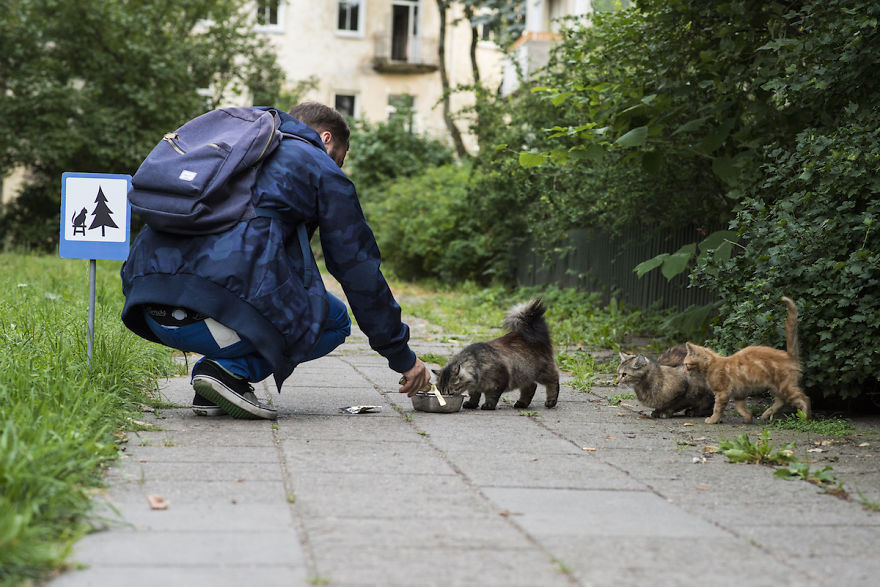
[129,106,314,287]
[129,107,284,235]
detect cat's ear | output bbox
[431,368,440,376]
[634,354,648,368]
[685,342,697,356]
[619,351,634,361]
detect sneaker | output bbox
[192,393,226,417]
[191,360,277,420]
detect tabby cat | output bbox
[433,299,559,410]
[684,296,811,424]
[617,345,714,418]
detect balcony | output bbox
[371,33,439,74]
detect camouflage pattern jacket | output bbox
[120,108,416,388]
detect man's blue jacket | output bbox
[120,108,416,388]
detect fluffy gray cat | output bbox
[616,344,714,418]
[433,298,560,410]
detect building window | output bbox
[337,1,363,35]
[256,0,284,31]
[335,94,358,118]
[391,1,419,61]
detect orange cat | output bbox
[684,296,811,424]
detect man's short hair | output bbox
[289,102,350,149]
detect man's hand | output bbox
[398,359,431,397]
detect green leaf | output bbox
[698,119,735,154]
[633,255,666,278]
[550,91,573,106]
[518,151,546,168]
[569,144,605,162]
[614,126,649,148]
[672,116,710,135]
[661,251,694,280]
[549,149,569,165]
[712,156,739,185]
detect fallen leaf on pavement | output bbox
[147,495,169,510]
[696,485,709,491]
[702,445,719,453]
[582,447,597,451]
[683,422,694,427]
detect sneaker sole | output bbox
[192,376,277,420]
[192,405,226,417]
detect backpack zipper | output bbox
[256,114,278,160]
[163,133,185,155]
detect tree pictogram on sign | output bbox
[88,186,118,237]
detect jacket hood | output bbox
[255,106,325,151]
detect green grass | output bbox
[395,282,672,349]
[765,412,856,437]
[0,253,178,584]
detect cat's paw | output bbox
[513,400,530,409]
[705,415,721,424]
[480,403,497,410]
[544,399,557,408]
[463,401,479,410]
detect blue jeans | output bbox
[143,293,351,382]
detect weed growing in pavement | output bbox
[0,253,180,584]
[719,430,796,465]
[418,352,447,366]
[774,461,839,485]
[766,411,855,437]
[856,489,880,512]
[286,491,296,504]
[519,410,539,417]
[608,393,636,406]
[557,351,617,393]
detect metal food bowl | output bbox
[411,391,464,413]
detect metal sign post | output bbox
[59,172,132,366]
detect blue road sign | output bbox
[60,172,131,260]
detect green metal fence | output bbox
[515,225,721,311]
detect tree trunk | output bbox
[437,0,469,158]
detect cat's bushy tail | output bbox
[781,296,799,360]
[504,298,553,349]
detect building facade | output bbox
[502,0,592,95]
[258,1,504,148]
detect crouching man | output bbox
[120,103,429,419]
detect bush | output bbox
[345,102,455,191]
[693,119,880,399]
[362,163,500,282]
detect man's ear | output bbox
[320,130,332,145]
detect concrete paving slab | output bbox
[52,566,308,587]
[277,414,422,442]
[482,487,727,538]
[540,535,809,587]
[438,450,645,491]
[281,438,458,476]
[301,514,535,550]
[290,471,494,520]
[307,545,570,587]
